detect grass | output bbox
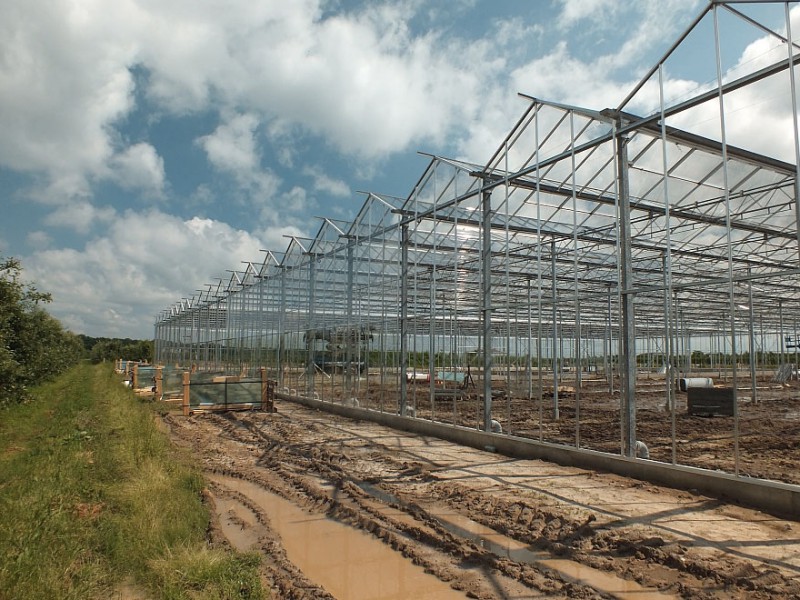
[0,362,266,599]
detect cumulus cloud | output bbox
[197,112,281,197]
[0,0,138,196]
[0,0,506,206]
[555,0,619,29]
[43,201,116,235]
[139,0,492,158]
[26,231,52,251]
[25,209,267,337]
[109,142,166,196]
[302,166,351,198]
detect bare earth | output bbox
[164,398,800,599]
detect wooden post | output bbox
[260,367,267,410]
[155,366,163,399]
[133,363,139,389]
[182,371,191,416]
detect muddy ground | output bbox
[284,369,800,485]
[164,392,800,599]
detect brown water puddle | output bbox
[212,493,263,551]
[211,475,466,599]
[429,507,678,600]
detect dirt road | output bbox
[164,400,800,599]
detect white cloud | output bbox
[26,231,52,251]
[43,201,116,235]
[0,0,505,207]
[25,209,268,337]
[254,223,307,252]
[188,183,215,207]
[273,186,314,217]
[0,0,139,196]
[109,142,166,195]
[555,0,618,29]
[197,112,281,197]
[302,166,351,198]
[139,0,493,158]
[198,113,261,173]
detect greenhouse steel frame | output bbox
[156,1,800,483]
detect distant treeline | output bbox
[79,336,153,364]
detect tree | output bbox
[85,337,153,363]
[0,256,83,405]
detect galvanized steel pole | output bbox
[400,224,409,416]
[482,186,494,432]
[616,126,637,458]
[551,241,560,420]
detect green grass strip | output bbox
[0,363,265,600]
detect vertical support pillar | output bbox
[429,267,436,417]
[616,127,637,457]
[713,4,739,475]
[481,187,494,432]
[748,268,757,403]
[779,299,785,366]
[345,244,355,395]
[784,3,800,264]
[399,223,410,415]
[662,252,673,413]
[607,283,614,393]
[551,241,560,420]
[575,299,581,448]
[307,256,317,397]
[527,278,533,404]
[133,363,139,390]
[277,267,286,388]
[182,370,190,417]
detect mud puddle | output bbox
[212,475,466,599]
[353,481,676,599]
[212,493,263,551]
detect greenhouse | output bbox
[155,2,800,487]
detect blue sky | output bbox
[1,0,793,338]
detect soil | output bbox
[164,387,800,599]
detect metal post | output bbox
[784,3,800,264]
[780,299,785,366]
[714,4,739,475]
[527,278,533,405]
[607,283,614,393]
[429,267,436,418]
[616,125,637,458]
[399,224,409,415]
[551,241,560,420]
[662,252,673,410]
[748,268,757,403]
[346,244,354,395]
[575,300,581,448]
[277,267,286,388]
[481,187,494,432]
[307,256,316,396]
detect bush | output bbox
[0,256,83,406]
